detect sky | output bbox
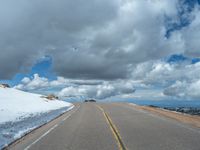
[0,0,200,102]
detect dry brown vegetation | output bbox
[41,94,59,101]
[0,83,10,88]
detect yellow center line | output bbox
[96,105,127,150]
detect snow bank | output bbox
[0,87,72,123]
[0,87,73,149]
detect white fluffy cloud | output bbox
[133,60,200,84]
[131,60,200,99]
[164,80,200,100]
[58,81,135,99]
[15,74,135,99]
[14,74,68,90]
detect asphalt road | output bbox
[8,103,200,150]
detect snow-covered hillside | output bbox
[0,87,73,149]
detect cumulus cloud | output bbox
[14,59,200,100]
[179,4,200,57]
[14,74,102,90]
[1,0,200,80]
[15,74,135,99]
[58,80,135,99]
[0,0,120,79]
[132,60,200,86]
[2,0,200,101]
[164,80,200,99]
[130,60,200,100]
[15,74,52,90]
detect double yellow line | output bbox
[96,105,127,150]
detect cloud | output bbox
[120,88,167,101]
[130,60,200,100]
[14,60,200,100]
[54,0,182,79]
[174,3,200,57]
[131,60,200,86]
[14,74,135,99]
[14,74,99,90]
[163,80,200,99]
[14,74,76,92]
[2,0,200,80]
[131,60,175,86]
[15,74,50,90]
[2,0,200,101]
[58,80,135,99]
[0,0,120,79]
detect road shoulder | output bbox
[129,103,200,129]
[5,104,80,150]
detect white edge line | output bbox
[62,106,79,122]
[24,105,80,150]
[24,124,58,150]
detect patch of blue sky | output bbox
[0,56,57,87]
[165,54,200,65]
[165,0,200,38]
[166,54,188,63]
[191,58,200,64]
[31,56,56,80]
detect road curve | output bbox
[8,103,200,150]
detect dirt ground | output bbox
[133,105,200,128]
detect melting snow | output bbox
[0,87,73,149]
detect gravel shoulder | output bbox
[130,103,200,128]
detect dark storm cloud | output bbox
[1,0,200,80]
[51,50,131,80]
[0,0,120,79]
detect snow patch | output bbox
[0,87,73,149]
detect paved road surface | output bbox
[8,103,200,150]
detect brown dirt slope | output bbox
[133,104,200,128]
